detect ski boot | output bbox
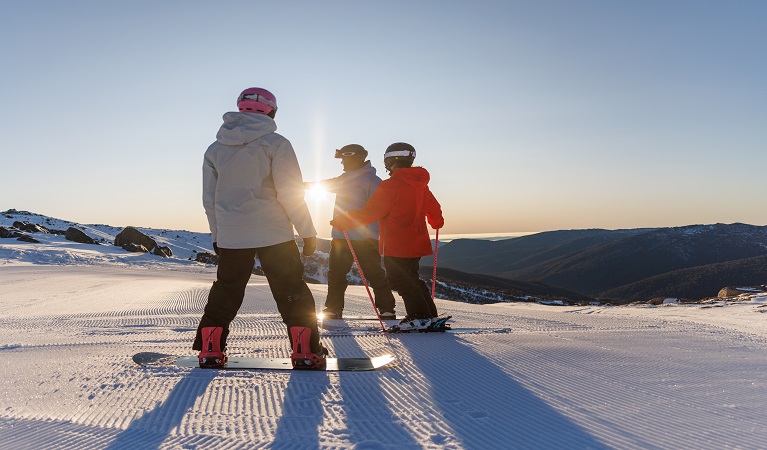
[198,326,227,368]
[389,315,433,333]
[290,326,327,369]
[379,309,397,320]
[428,315,453,332]
[390,315,452,333]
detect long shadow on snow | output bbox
[332,334,419,449]
[106,368,217,450]
[270,370,331,449]
[271,333,417,449]
[399,333,610,449]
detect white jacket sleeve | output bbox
[271,140,317,238]
[202,148,218,243]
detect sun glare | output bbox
[305,184,329,201]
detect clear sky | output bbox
[2,1,765,238]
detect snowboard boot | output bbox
[290,326,327,369]
[198,326,227,368]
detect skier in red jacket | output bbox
[330,142,445,331]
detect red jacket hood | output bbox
[391,167,430,187]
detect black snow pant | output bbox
[383,256,437,319]
[193,240,321,354]
[325,238,396,313]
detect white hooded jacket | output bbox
[203,112,316,248]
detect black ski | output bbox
[322,327,510,336]
[321,315,402,321]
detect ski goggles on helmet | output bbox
[334,144,367,158]
[383,149,415,159]
[238,93,277,111]
[335,150,361,158]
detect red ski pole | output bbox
[343,230,389,336]
[431,229,439,300]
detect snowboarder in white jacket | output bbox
[194,87,326,369]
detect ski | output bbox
[133,352,396,371]
[321,315,402,321]
[321,316,506,335]
[321,327,511,336]
[320,319,398,331]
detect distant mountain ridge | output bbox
[601,253,767,301]
[437,223,767,302]
[437,228,653,274]
[6,209,765,304]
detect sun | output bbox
[305,183,330,202]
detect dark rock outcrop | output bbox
[195,252,219,265]
[121,243,149,253]
[115,227,157,252]
[12,221,50,234]
[0,226,38,242]
[153,246,172,258]
[65,227,100,245]
[718,285,767,298]
[0,227,19,239]
[113,227,173,257]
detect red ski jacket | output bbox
[331,167,444,258]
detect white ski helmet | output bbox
[384,142,416,171]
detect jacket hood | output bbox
[391,166,430,188]
[343,161,377,177]
[216,112,277,146]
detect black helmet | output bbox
[334,144,368,159]
[384,142,416,171]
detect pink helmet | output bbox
[237,87,278,116]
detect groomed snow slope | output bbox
[0,265,766,449]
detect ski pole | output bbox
[432,229,439,300]
[343,230,390,338]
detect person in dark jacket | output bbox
[330,142,444,331]
[306,144,396,320]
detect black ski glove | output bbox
[302,237,316,256]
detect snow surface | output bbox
[2,220,767,448]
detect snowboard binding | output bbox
[290,326,327,369]
[198,326,227,368]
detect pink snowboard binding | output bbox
[198,327,227,368]
[290,326,326,369]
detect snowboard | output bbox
[133,352,396,371]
